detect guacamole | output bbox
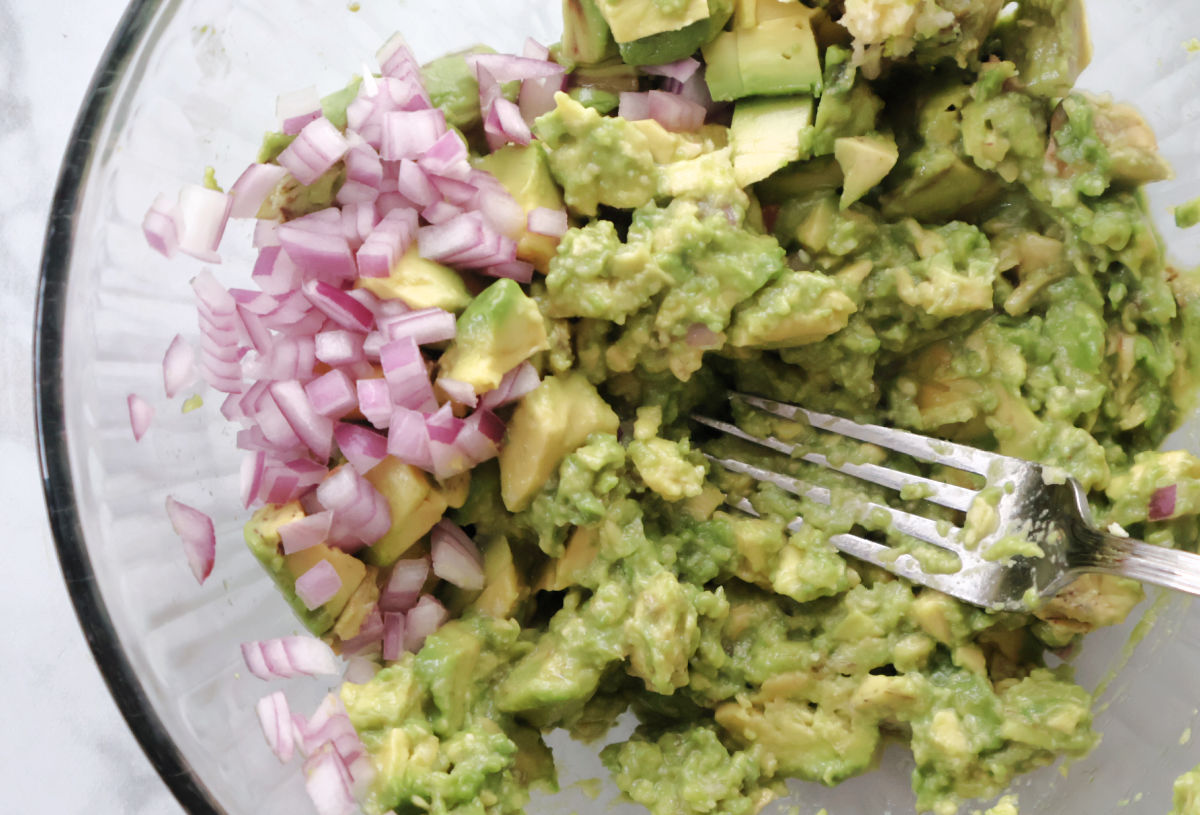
[234,2,1200,814]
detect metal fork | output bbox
[694,392,1200,611]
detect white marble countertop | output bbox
[2,1,181,811]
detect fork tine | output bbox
[693,414,977,512]
[733,392,1001,477]
[726,495,1004,604]
[705,453,966,555]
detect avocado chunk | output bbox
[356,247,472,312]
[363,457,448,567]
[595,0,712,44]
[811,45,883,157]
[244,502,369,635]
[834,133,899,208]
[470,537,526,618]
[617,0,733,66]
[729,95,814,188]
[754,154,844,204]
[561,0,620,65]
[439,278,550,394]
[499,372,620,511]
[729,269,857,347]
[473,144,567,273]
[701,11,822,101]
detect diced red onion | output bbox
[431,520,485,591]
[344,141,383,188]
[295,560,344,610]
[485,97,532,150]
[466,52,566,83]
[314,329,366,366]
[252,246,302,294]
[230,163,289,219]
[388,406,434,471]
[527,206,568,238]
[379,307,456,346]
[278,117,350,186]
[277,85,322,134]
[333,423,388,474]
[618,91,652,122]
[484,259,534,283]
[1149,484,1177,521]
[417,130,470,180]
[472,174,527,238]
[379,336,437,412]
[305,370,359,419]
[280,217,357,284]
[318,465,392,551]
[380,109,446,161]
[165,496,216,584]
[377,32,420,80]
[437,377,478,408]
[254,219,281,248]
[356,207,418,278]
[422,200,462,225]
[270,379,335,460]
[403,594,448,653]
[647,89,707,133]
[396,159,438,208]
[455,408,503,463]
[279,510,333,554]
[678,69,715,112]
[425,403,464,444]
[127,393,153,441]
[162,334,197,398]
[382,612,406,661]
[429,173,479,207]
[247,335,318,381]
[342,655,379,685]
[303,280,376,332]
[241,450,266,508]
[685,322,722,348]
[640,57,700,83]
[143,193,181,258]
[480,361,541,409]
[177,184,233,262]
[357,378,392,429]
[522,37,550,60]
[380,556,430,613]
[255,691,295,763]
[519,73,566,124]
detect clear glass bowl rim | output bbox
[33,0,221,811]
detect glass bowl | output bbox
[34,0,1200,813]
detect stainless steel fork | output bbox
[694,392,1200,611]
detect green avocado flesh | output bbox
[240,2,1200,814]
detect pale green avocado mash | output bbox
[243,1,1200,814]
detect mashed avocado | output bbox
[241,4,1200,814]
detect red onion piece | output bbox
[380,556,430,613]
[1149,484,1177,521]
[418,130,470,179]
[296,560,344,610]
[618,91,652,122]
[437,377,478,408]
[380,308,456,346]
[455,408,503,463]
[484,259,534,283]
[279,217,358,284]
[377,32,421,79]
[304,745,356,815]
[522,37,550,60]
[485,97,532,150]
[318,465,392,551]
[380,109,447,161]
[382,612,406,661]
[334,423,388,474]
[241,450,266,508]
[466,52,566,83]
[527,206,568,238]
[303,280,376,332]
[342,655,380,685]
[356,207,418,278]
[388,406,434,471]
[177,184,233,262]
[647,89,707,133]
[356,378,392,429]
[278,117,351,186]
[640,57,700,83]
[314,329,366,366]
[431,520,485,590]
[127,393,153,442]
[241,636,340,680]
[425,402,465,444]
[254,219,281,249]
[422,200,462,225]
[252,246,301,295]
[404,594,449,653]
[270,379,335,460]
[230,163,289,219]
[344,140,383,188]
[339,605,384,655]
[479,361,541,409]
[143,193,181,258]
[279,510,333,554]
[380,336,437,412]
[305,370,358,419]
[165,496,216,584]
[255,691,295,763]
[396,159,438,208]
[685,322,722,348]
[518,73,565,124]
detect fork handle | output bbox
[1083,529,1200,597]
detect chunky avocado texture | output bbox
[243,3,1200,815]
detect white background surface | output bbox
[1,1,183,811]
